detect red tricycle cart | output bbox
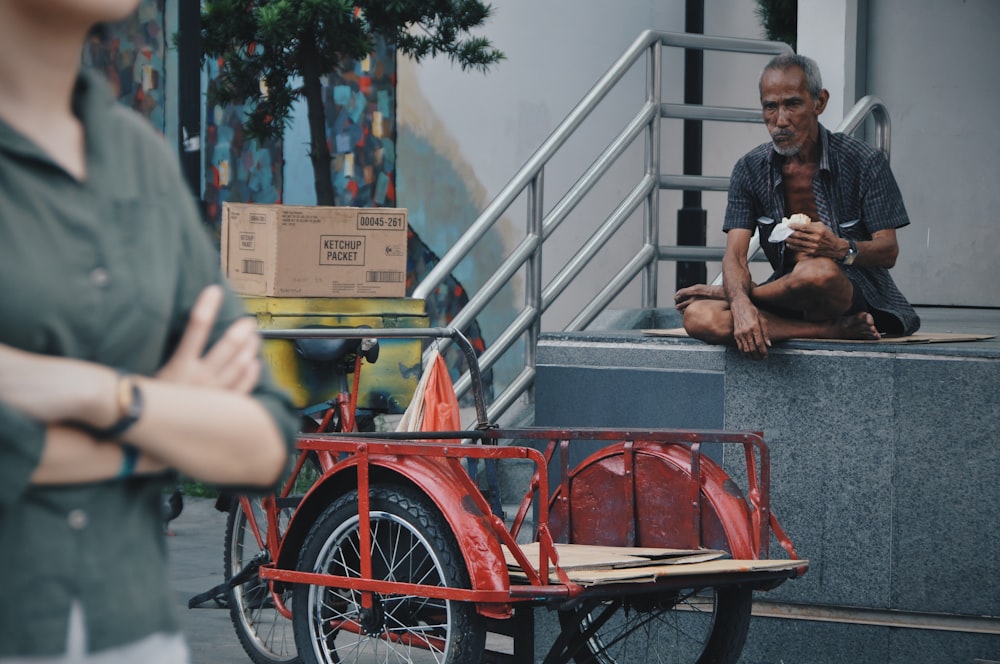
[218,326,806,664]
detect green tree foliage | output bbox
[753,0,797,52]
[201,0,504,205]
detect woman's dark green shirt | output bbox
[0,70,299,656]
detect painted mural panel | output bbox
[325,37,397,207]
[203,56,284,225]
[203,37,398,226]
[82,0,167,133]
[83,5,486,387]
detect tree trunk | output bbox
[300,38,336,206]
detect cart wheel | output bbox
[225,446,324,664]
[292,484,486,664]
[225,496,301,664]
[558,585,751,664]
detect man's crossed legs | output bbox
[675,257,880,347]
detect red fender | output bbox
[548,441,757,559]
[275,453,511,619]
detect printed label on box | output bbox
[242,259,265,275]
[357,211,407,231]
[239,232,255,250]
[366,270,404,284]
[319,236,365,265]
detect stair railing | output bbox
[411,30,798,424]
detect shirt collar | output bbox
[76,68,141,197]
[0,101,49,162]
[0,68,136,197]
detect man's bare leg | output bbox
[682,299,880,345]
[764,310,880,341]
[676,259,852,318]
[750,258,855,321]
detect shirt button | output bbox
[67,509,88,530]
[90,268,110,287]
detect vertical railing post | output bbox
[525,170,545,404]
[642,38,662,308]
[676,0,709,290]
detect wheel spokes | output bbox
[573,590,720,663]
[309,512,454,663]
[230,503,297,662]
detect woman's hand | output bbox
[156,285,261,394]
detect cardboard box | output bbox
[221,203,408,297]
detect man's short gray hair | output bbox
[760,53,824,100]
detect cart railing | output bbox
[259,425,796,604]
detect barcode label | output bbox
[366,270,403,283]
[242,259,265,275]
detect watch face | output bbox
[842,238,857,265]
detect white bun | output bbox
[783,213,811,225]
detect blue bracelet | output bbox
[119,444,139,478]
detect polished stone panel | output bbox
[528,306,1000,662]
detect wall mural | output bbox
[202,37,397,224]
[202,58,284,226]
[82,0,166,133]
[85,3,489,395]
[325,37,397,208]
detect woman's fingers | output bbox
[171,285,224,365]
[203,317,262,392]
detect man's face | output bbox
[760,66,828,157]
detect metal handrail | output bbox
[411,30,794,424]
[838,95,891,160]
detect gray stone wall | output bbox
[533,310,1000,663]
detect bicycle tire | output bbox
[292,484,486,664]
[558,584,752,664]
[225,447,323,664]
[225,497,301,664]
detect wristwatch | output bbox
[91,373,144,439]
[841,238,858,266]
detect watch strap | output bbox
[841,238,858,265]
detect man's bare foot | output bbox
[835,312,881,340]
[674,283,726,311]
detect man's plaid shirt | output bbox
[723,125,920,335]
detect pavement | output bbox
[167,496,259,664]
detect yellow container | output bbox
[243,296,427,413]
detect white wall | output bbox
[800,0,1000,308]
[863,0,1000,307]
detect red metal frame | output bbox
[238,326,807,664]
[258,426,802,616]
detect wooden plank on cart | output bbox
[558,558,807,586]
[504,542,805,586]
[503,543,727,571]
